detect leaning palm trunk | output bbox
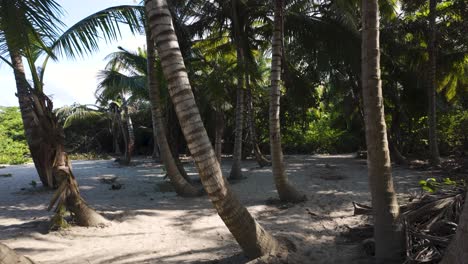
[145,0,280,257]
[427,0,440,166]
[8,49,54,187]
[440,189,468,263]
[146,29,201,197]
[246,74,270,167]
[269,0,305,203]
[7,46,106,227]
[361,1,404,262]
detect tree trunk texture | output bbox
[112,116,122,155]
[166,100,193,183]
[0,243,35,264]
[361,1,404,263]
[145,28,201,197]
[121,97,135,165]
[8,49,55,187]
[116,107,129,163]
[7,46,106,227]
[427,0,441,166]
[145,0,281,258]
[440,189,468,264]
[269,0,306,203]
[215,110,224,162]
[245,73,271,167]
[229,0,245,180]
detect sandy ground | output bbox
[0,155,435,264]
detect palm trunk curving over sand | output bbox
[145,27,202,197]
[269,0,306,203]
[144,0,280,258]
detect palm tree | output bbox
[269,0,306,203]
[361,0,404,262]
[145,0,280,258]
[145,27,202,197]
[0,0,110,227]
[228,0,246,181]
[427,0,441,166]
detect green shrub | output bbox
[0,107,30,164]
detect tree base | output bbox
[277,184,307,203]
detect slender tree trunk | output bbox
[166,100,193,183]
[145,0,281,257]
[246,73,271,167]
[8,49,54,187]
[112,116,121,155]
[215,110,224,162]
[361,1,404,262]
[146,28,201,197]
[427,0,441,166]
[229,0,245,180]
[116,107,129,162]
[440,190,468,263]
[270,0,305,203]
[122,97,135,165]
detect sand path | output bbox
[0,155,431,263]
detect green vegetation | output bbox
[0,107,30,164]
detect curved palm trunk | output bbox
[246,74,271,167]
[269,0,305,203]
[8,49,54,187]
[440,190,468,263]
[427,0,441,166]
[7,45,106,227]
[121,97,135,165]
[146,29,201,197]
[361,1,404,262]
[145,0,280,257]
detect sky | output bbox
[0,0,146,108]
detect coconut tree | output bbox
[145,28,202,197]
[361,0,404,262]
[427,0,441,166]
[269,0,306,203]
[0,0,110,227]
[145,0,281,257]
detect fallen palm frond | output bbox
[350,182,466,263]
[403,184,465,263]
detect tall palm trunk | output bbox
[7,44,105,227]
[361,1,404,262]
[145,0,280,257]
[111,114,122,155]
[246,73,271,167]
[269,0,305,203]
[229,0,245,180]
[121,97,135,165]
[146,28,201,197]
[440,190,468,263]
[427,0,441,166]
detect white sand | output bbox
[0,155,431,263]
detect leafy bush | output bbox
[0,107,30,164]
[438,110,468,155]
